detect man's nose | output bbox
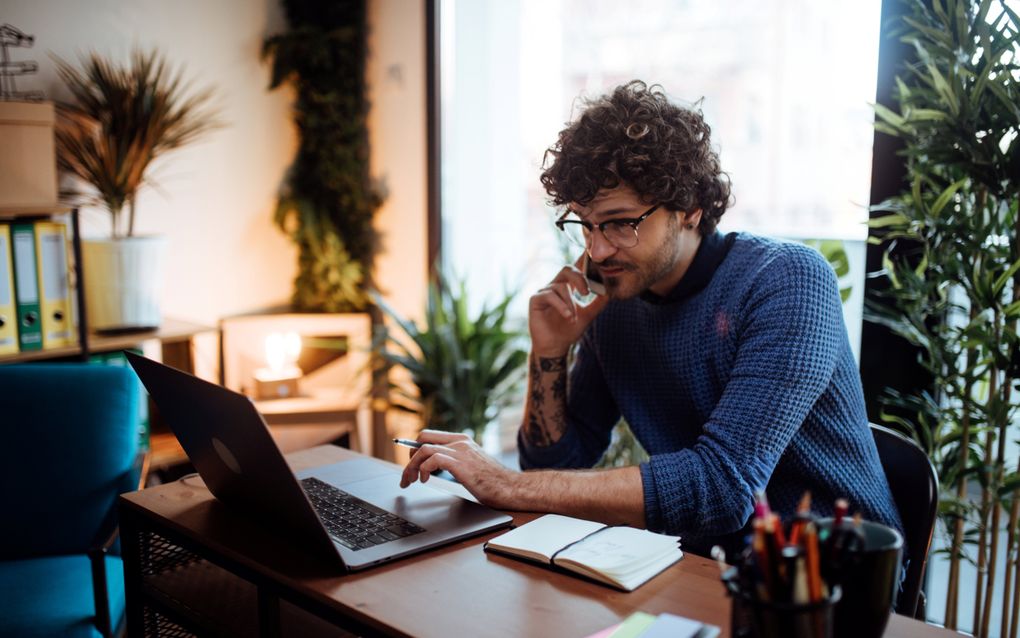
[586,230,618,262]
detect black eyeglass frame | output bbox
[555,203,664,249]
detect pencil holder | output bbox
[725,571,841,638]
[817,518,902,638]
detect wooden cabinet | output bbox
[149,315,372,474]
[1,206,214,367]
[149,390,363,474]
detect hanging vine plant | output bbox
[262,0,385,312]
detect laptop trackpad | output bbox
[297,458,396,486]
[342,476,478,529]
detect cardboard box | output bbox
[0,101,58,209]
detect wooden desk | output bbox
[119,446,958,638]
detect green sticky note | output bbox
[608,612,657,638]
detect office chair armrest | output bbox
[84,450,146,638]
[89,504,121,556]
[89,451,147,554]
[87,505,118,638]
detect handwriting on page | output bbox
[560,526,679,572]
[564,539,645,569]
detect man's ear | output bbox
[684,208,703,228]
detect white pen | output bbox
[392,437,424,449]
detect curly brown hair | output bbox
[540,81,732,233]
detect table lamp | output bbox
[253,331,302,399]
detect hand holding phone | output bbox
[583,254,606,296]
[529,254,610,357]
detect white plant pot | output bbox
[82,236,167,331]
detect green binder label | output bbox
[11,223,42,351]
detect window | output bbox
[440,0,881,352]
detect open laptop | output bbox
[125,351,513,571]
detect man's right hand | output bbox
[528,259,609,358]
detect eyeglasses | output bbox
[555,203,663,249]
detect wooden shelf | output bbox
[0,204,72,219]
[89,318,215,351]
[0,317,215,364]
[0,208,214,366]
[0,344,82,363]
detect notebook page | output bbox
[486,514,606,561]
[554,526,682,589]
[558,526,680,573]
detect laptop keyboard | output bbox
[300,477,426,551]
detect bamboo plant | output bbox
[868,0,1019,635]
[371,273,529,445]
[53,50,219,238]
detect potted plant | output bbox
[372,272,529,447]
[868,0,1019,634]
[54,50,218,330]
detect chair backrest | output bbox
[0,364,139,558]
[870,422,938,618]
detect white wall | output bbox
[5,0,299,333]
[367,0,428,325]
[366,0,429,456]
[4,0,430,379]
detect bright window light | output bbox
[441,0,882,313]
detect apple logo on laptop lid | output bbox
[212,437,242,474]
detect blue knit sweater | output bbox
[518,232,903,551]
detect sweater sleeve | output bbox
[518,330,621,470]
[641,246,844,536]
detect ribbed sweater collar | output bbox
[640,231,736,305]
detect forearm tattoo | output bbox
[539,357,566,373]
[524,355,568,447]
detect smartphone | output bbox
[583,254,606,296]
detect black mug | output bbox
[817,518,903,638]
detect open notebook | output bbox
[483,514,683,591]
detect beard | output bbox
[601,235,685,300]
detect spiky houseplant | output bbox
[869,0,1019,634]
[372,274,528,445]
[53,49,218,330]
[54,50,218,238]
[262,0,384,312]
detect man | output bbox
[400,81,902,553]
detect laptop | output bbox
[125,351,513,571]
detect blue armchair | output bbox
[0,364,143,638]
